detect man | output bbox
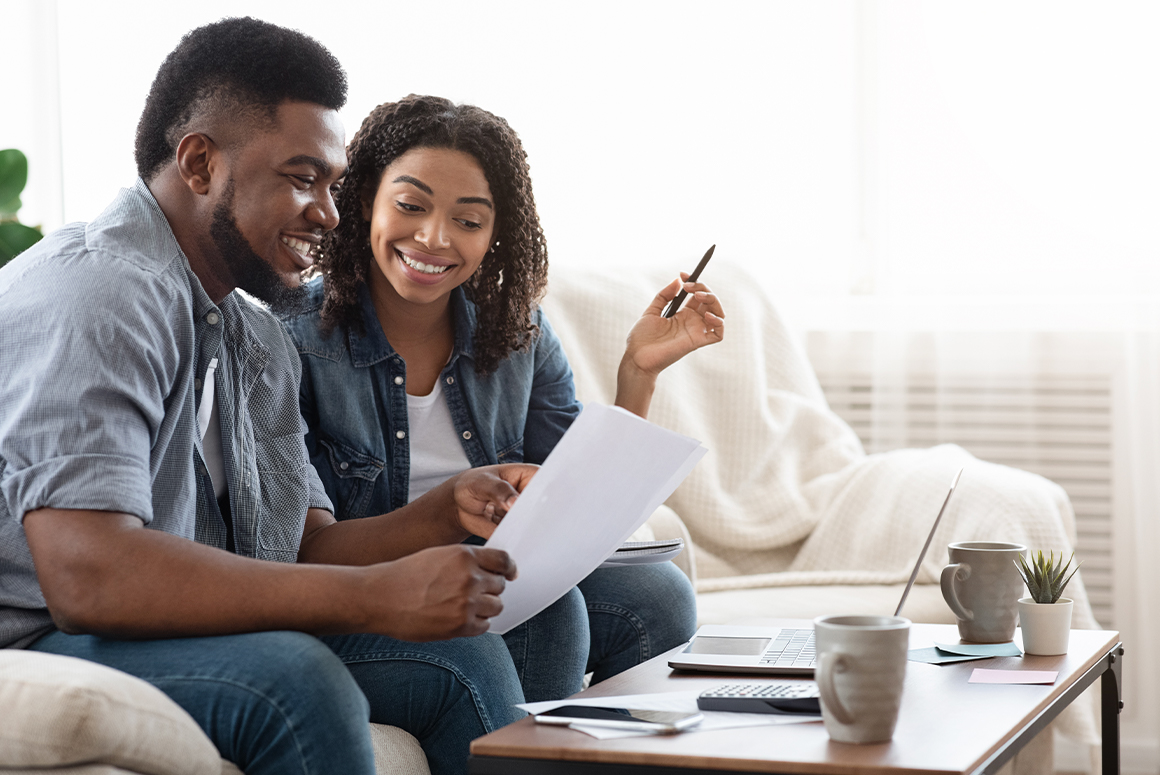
[0,18,539,775]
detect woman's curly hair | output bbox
[316,94,548,375]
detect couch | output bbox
[0,263,1097,774]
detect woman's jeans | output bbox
[29,562,696,775]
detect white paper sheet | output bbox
[520,691,820,739]
[485,404,706,634]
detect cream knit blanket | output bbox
[542,263,1095,627]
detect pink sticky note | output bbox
[969,669,1058,685]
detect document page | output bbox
[485,403,705,634]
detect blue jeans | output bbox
[27,563,695,775]
[30,628,525,775]
[579,562,699,683]
[501,562,698,700]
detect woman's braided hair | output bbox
[316,94,548,375]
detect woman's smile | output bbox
[395,245,455,284]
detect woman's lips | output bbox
[395,247,454,285]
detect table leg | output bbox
[1101,644,1124,775]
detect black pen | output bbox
[663,244,716,318]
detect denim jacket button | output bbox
[446,376,454,385]
[339,461,349,470]
[394,376,403,385]
[396,430,406,439]
[462,431,472,440]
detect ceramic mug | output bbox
[941,541,1027,643]
[813,615,910,744]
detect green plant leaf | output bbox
[0,221,43,266]
[0,195,22,217]
[0,149,29,217]
[1016,550,1081,604]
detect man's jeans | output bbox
[29,563,696,775]
[31,628,525,775]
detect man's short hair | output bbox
[134,17,347,182]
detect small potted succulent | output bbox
[1014,550,1081,655]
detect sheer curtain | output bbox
[784,6,1160,765]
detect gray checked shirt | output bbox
[0,179,333,649]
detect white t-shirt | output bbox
[406,378,471,503]
[203,391,227,498]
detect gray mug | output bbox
[940,541,1027,643]
[814,615,910,744]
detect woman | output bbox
[283,95,725,704]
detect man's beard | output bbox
[209,183,310,317]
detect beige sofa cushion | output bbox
[0,650,220,775]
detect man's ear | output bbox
[174,133,216,196]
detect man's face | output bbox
[209,101,346,313]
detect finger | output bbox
[645,277,683,317]
[475,476,521,515]
[474,547,518,580]
[701,311,725,342]
[688,290,724,318]
[498,463,538,495]
[474,593,505,620]
[476,568,507,597]
[482,502,503,526]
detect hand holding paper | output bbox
[484,404,706,634]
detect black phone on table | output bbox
[533,705,704,734]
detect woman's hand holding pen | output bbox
[451,463,538,539]
[615,274,726,418]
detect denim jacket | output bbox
[281,279,582,520]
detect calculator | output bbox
[697,683,822,715]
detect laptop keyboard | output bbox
[758,628,816,668]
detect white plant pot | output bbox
[1017,597,1073,655]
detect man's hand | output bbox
[367,544,518,640]
[452,464,538,539]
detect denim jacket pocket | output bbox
[318,436,384,520]
[495,437,525,464]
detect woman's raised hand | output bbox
[615,274,725,418]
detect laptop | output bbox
[668,468,963,676]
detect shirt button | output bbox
[446,376,455,385]
[394,376,404,385]
[396,430,406,440]
[339,461,349,470]
[462,431,472,440]
[206,312,220,325]
[194,378,202,390]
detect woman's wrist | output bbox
[614,355,658,418]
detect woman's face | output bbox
[364,146,496,307]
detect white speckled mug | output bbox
[941,542,1027,643]
[814,615,910,744]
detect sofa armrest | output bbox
[0,650,220,775]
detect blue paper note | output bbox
[908,647,989,665]
[935,641,1023,657]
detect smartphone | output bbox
[533,705,704,734]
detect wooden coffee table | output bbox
[469,620,1123,775]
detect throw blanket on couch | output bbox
[541,263,1096,629]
